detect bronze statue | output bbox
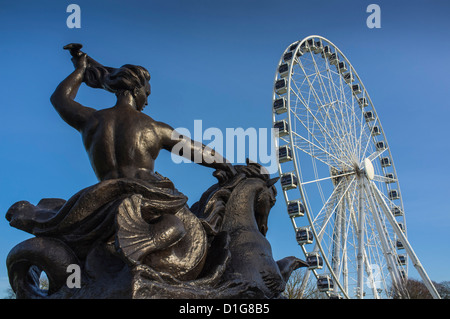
[5,44,307,299]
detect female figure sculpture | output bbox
[5,44,307,299]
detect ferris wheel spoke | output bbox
[372,174,397,183]
[345,87,370,165]
[301,171,355,186]
[290,119,353,170]
[309,179,346,228]
[307,179,351,296]
[312,85,353,162]
[293,63,356,166]
[358,116,380,161]
[319,52,359,151]
[319,54,359,159]
[373,184,401,211]
[365,147,388,163]
[293,106,351,168]
[314,176,356,238]
[313,75,357,162]
[290,106,333,154]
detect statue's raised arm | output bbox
[50,47,95,132]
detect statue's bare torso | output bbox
[82,107,165,181]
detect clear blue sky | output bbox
[1,0,449,296]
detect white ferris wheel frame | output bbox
[272,35,440,299]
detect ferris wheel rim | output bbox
[272,35,408,299]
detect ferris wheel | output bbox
[272,35,440,299]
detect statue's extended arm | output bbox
[50,54,95,132]
[157,122,237,176]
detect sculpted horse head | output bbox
[191,159,308,298]
[219,161,279,236]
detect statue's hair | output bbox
[103,64,150,93]
[84,63,150,94]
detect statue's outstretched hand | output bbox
[213,163,237,186]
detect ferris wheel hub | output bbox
[363,158,374,180]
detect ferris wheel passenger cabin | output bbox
[278,144,293,163]
[288,42,299,52]
[275,78,287,95]
[376,141,386,151]
[388,189,400,200]
[317,275,334,292]
[306,252,323,270]
[287,200,304,218]
[278,63,289,78]
[352,84,362,95]
[274,120,289,137]
[328,53,339,66]
[280,172,298,190]
[384,173,395,183]
[284,43,303,64]
[371,125,381,136]
[358,97,368,108]
[321,45,332,58]
[400,269,407,280]
[296,227,313,245]
[337,61,347,73]
[364,111,376,122]
[397,255,407,266]
[283,51,294,64]
[391,206,403,217]
[305,38,317,52]
[314,39,323,54]
[396,239,405,250]
[380,157,391,168]
[343,72,354,83]
[273,97,287,114]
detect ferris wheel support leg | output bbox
[363,179,404,296]
[356,177,366,299]
[369,181,441,299]
[331,190,344,293]
[299,267,311,299]
[346,191,380,298]
[340,198,349,295]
